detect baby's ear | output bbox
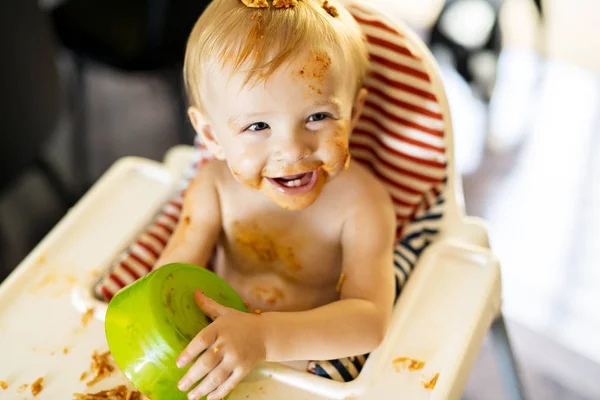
[188,107,226,160]
[349,88,368,133]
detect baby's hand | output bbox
[176,290,266,400]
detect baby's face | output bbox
[193,50,366,210]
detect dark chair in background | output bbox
[0,0,72,206]
[429,0,503,101]
[0,0,75,280]
[50,0,210,187]
[428,0,543,102]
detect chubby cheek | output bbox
[321,120,351,178]
[227,149,265,189]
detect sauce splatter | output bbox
[241,0,268,8]
[295,51,332,96]
[232,221,303,272]
[253,286,285,304]
[273,0,298,8]
[31,377,43,396]
[260,170,327,210]
[422,373,439,390]
[322,1,339,17]
[81,308,95,326]
[0,380,8,390]
[336,272,346,292]
[393,357,426,372]
[29,271,78,297]
[83,350,115,387]
[322,121,351,177]
[73,385,142,400]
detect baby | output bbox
[154,0,395,399]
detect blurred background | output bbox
[1,0,599,398]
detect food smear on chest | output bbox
[252,285,286,304]
[232,220,302,273]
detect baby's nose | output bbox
[273,135,313,163]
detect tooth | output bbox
[284,179,301,187]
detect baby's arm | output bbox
[261,198,396,361]
[154,162,222,269]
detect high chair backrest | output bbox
[95,0,465,301]
[342,0,464,236]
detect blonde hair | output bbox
[183,0,369,109]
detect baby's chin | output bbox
[259,171,328,211]
[231,160,350,210]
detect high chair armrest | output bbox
[442,216,492,249]
[352,239,502,400]
[70,146,197,317]
[163,144,196,177]
[0,156,180,399]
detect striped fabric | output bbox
[95,139,215,300]
[95,1,448,383]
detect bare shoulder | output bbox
[198,158,228,179]
[329,161,395,219]
[189,159,228,189]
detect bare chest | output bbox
[221,217,342,284]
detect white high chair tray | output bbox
[0,148,500,400]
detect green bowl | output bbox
[105,263,247,400]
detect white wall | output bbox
[543,0,600,73]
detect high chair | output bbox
[0,1,526,399]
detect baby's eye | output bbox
[246,122,270,131]
[307,113,331,123]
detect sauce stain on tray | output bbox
[28,270,78,297]
[31,377,44,396]
[81,308,95,327]
[421,372,440,390]
[392,357,426,372]
[82,350,115,387]
[73,384,142,400]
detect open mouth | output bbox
[266,170,319,194]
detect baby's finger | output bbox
[194,289,229,319]
[177,325,217,368]
[187,365,232,400]
[206,367,245,400]
[178,346,223,392]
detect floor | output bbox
[1,43,600,399]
